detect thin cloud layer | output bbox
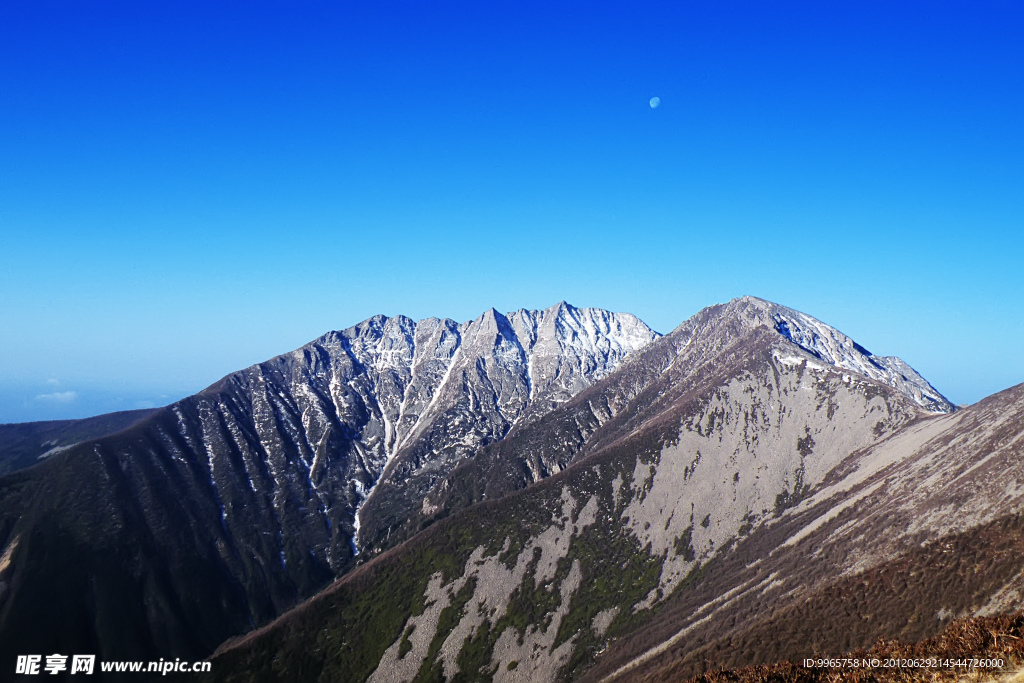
[35,391,78,403]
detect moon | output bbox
[649,97,660,109]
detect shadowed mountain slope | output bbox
[0,408,155,477]
[677,610,1024,683]
[0,303,656,666]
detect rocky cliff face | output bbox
[351,302,659,553]
[0,302,656,664]
[210,297,965,683]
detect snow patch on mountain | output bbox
[334,302,659,552]
[744,297,953,413]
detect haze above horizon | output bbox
[2,1,1022,422]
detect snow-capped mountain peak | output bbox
[733,296,953,412]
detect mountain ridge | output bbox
[207,296,965,683]
[0,408,155,477]
[0,301,658,666]
[419,296,953,533]
[0,296,970,681]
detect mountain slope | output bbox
[0,408,155,477]
[606,381,1024,682]
[210,296,958,682]
[0,302,656,664]
[425,296,952,527]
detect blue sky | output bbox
[2,1,1022,422]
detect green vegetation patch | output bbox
[552,496,666,680]
[413,542,573,682]
[398,624,416,659]
[675,524,697,562]
[773,463,810,516]
[278,504,549,683]
[412,577,477,682]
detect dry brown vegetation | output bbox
[599,510,1024,683]
[671,612,1024,683]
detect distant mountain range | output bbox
[5,297,1021,683]
[0,408,154,477]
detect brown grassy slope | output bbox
[629,514,1024,682]
[678,611,1024,683]
[586,384,1024,683]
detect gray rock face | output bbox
[354,303,659,552]
[601,380,1024,682]
[193,301,657,564]
[762,299,953,412]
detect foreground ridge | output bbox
[679,611,1024,683]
